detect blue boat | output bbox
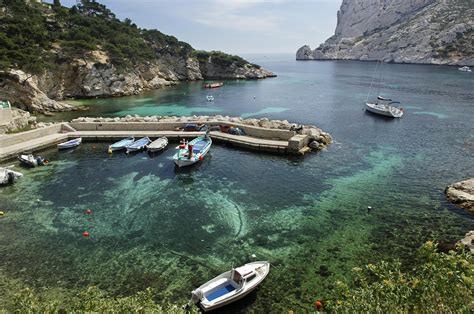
[125,137,151,153]
[109,137,134,152]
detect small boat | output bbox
[146,136,168,153]
[366,96,404,118]
[186,261,270,312]
[458,66,472,72]
[173,133,212,168]
[206,95,214,101]
[204,82,224,89]
[58,137,82,150]
[125,137,151,153]
[0,167,23,185]
[18,154,48,167]
[109,137,135,152]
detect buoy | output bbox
[0,211,5,217]
[367,206,373,212]
[83,231,90,237]
[314,300,322,309]
[108,147,112,154]
[92,145,96,149]
[85,209,92,215]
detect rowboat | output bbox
[173,134,212,168]
[58,138,82,150]
[109,137,135,151]
[186,261,270,312]
[146,136,168,153]
[0,167,23,185]
[18,154,47,167]
[125,137,151,153]
[204,82,224,88]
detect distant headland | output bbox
[297,0,473,66]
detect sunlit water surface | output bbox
[1,55,473,311]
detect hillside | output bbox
[296,0,473,66]
[0,0,275,114]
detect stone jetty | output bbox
[0,115,332,161]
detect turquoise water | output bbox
[2,55,474,311]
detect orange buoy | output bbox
[83,231,90,237]
[85,209,92,215]
[314,300,322,309]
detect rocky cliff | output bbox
[0,1,275,115]
[297,0,473,65]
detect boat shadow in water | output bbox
[202,290,258,313]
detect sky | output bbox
[45,0,341,54]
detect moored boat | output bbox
[58,137,82,150]
[173,133,212,167]
[186,261,270,312]
[109,137,135,152]
[458,66,472,72]
[206,95,214,101]
[366,96,404,118]
[125,137,151,153]
[204,82,224,88]
[0,167,23,185]
[18,154,47,167]
[146,136,168,153]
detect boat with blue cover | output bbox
[109,137,134,152]
[173,133,212,167]
[186,261,270,312]
[125,137,151,153]
[58,137,82,150]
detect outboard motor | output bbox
[36,157,44,166]
[7,172,15,184]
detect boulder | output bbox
[445,178,474,212]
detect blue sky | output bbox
[46,0,341,54]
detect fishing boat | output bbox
[186,261,270,312]
[109,137,135,152]
[58,137,82,150]
[146,136,168,153]
[173,133,212,168]
[204,82,224,88]
[365,61,404,118]
[458,66,472,72]
[18,154,47,167]
[125,137,151,153]
[0,167,23,185]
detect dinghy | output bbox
[109,137,135,152]
[58,137,82,150]
[125,137,151,153]
[186,261,270,312]
[18,154,47,167]
[173,133,212,167]
[0,167,23,186]
[146,136,168,153]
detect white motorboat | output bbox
[187,261,270,312]
[206,95,214,101]
[18,154,47,167]
[146,136,168,153]
[0,167,23,185]
[458,66,472,72]
[173,133,212,168]
[58,137,82,150]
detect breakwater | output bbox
[0,115,332,161]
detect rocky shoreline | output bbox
[445,178,474,213]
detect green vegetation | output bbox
[0,0,250,73]
[324,242,473,312]
[5,242,472,312]
[193,50,254,68]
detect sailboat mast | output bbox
[377,61,383,97]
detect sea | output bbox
[1,54,473,311]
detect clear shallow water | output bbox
[2,55,474,311]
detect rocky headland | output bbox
[297,0,473,65]
[445,178,474,213]
[0,1,275,117]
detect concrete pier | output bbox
[0,119,327,162]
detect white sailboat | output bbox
[187,261,270,312]
[365,61,404,118]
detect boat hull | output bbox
[173,137,212,167]
[109,137,134,151]
[0,167,23,185]
[365,103,403,118]
[146,137,168,153]
[125,137,151,153]
[58,138,82,150]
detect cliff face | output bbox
[297,0,473,66]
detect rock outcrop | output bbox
[445,178,474,212]
[0,108,36,134]
[297,0,473,66]
[460,231,474,253]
